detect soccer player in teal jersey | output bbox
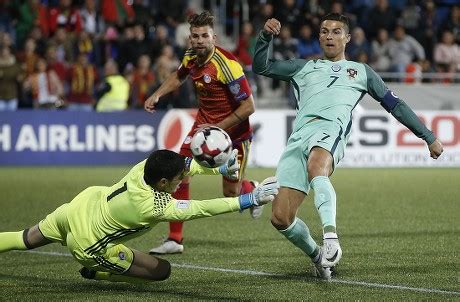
[0,150,279,283]
[253,13,444,279]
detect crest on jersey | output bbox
[229,82,241,95]
[331,64,341,72]
[203,74,211,83]
[118,252,126,260]
[347,68,358,79]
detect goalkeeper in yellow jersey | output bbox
[0,149,279,283]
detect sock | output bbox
[0,231,28,253]
[310,176,337,233]
[94,271,144,283]
[240,180,255,194]
[169,182,189,242]
[279,218,318,258]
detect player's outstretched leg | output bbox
[310,176,342,267]
[81,249,171,283]
[0,225,52,253]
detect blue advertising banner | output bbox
[0,111,176,165]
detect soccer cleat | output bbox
[321,237,342,267]
[249,180,264,219]
[149,240,184,255]
[79,267,96,279]
[312,253,332,280]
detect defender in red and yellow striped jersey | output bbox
[144,11,262,254]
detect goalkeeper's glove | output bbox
[218,149,239,180]
[239,176,279,210]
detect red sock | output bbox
[168,182,190,243]
[240,180,255,194]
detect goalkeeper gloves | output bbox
[239,177,279,210]
[218,149,240,180]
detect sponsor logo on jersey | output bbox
[118,252,126,260]
[331,64,341,72]
[203,74,211,83]
[347,68,358,79]
[229,82,241,95]
[177,200,190,209]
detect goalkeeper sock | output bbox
[0,231,28,253]
[240,180,255,194]
[279,218,318,257]
[310,176,337,233]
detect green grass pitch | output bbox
[0,166,459,300]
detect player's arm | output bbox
[216,94,255,131]
[144,53,191,112]
[252,19,306,81]
[364,64,443,159]
[156,177,279,222]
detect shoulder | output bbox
[181,48,197,67]
[212,47,245,82]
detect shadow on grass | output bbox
[0,273,247,300]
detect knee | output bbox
[149,258,171,281]
[270,208,294,230]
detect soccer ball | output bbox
[191,126,233,168]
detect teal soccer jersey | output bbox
[253,31,435,192]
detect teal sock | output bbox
[279,217,318,257]
[0,231,28,253]
[311,176,336,232]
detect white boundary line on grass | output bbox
[19,250,460,296]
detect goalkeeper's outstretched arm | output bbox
[157,177,279,222]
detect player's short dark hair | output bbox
[188,10,215,29]
[144,150,185,186]
[320,13,350,33]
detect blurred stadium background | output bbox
[0,0,459,300]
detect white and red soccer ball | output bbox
[191,126,233,168]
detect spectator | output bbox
[45,44,67,84]
[15,0,49,49]
[346,27,371,62]
[367,0,398,39]
[297,24,322,60]
[49,26,75,63]
[388,25,425,78]
[251,3,274,33]
[274,0,301,36]
[101,0,134,26]
[23,57,64,109]
[434,30,460,73]
[17,38,39,76]
[131,54,155,109]
[0,45,23,111]
[370,28,392,72]
[151,24,173,62]
[80,0,105,37]
[441,5,460,45]
[152,44,186,109]
[400,0,422,40]
[175,11,193,54]
[67,52,97,111]
[48,0,83,36]
[75,31,95,63]
[419,0,439,62]
[95,59,129,111]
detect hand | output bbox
[263,18,281,36]
[144,94,160,113]
[252,176,279,205]
[219,149,239,180]
[428,138,443,159]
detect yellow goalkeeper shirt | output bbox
[65,159,240,256]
